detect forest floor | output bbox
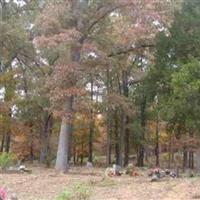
[0,166,200,200]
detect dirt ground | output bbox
[0,166,200,200]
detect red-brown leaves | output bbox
[35,29,81,48]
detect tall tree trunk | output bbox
[155,114,160,167]
[106,69,112,166]
[40,113,52,165]
[81,138,84,165]
[0,134,5,152]
[106,113,112,166]
[55,96,73,172]
[137,97,146,167]
[88,74,94,163]
[189,151,194,169]
[68,125,72,163]
[5,133,10,153]
[76,152,79,164]
[119,112,125,167]
[188,130,194,169]
[30,141,34,162]
[29,124,34,162]
[124,118,129,167]
[122,70,129,167]
[168,132,172,169]
[196,149,200,174]
[4,109,12,153]
[183,146,188,171]
[114,110,120,165]
[171,150,175,163]
[55,0,84,172]
[73,144,76,165]
[137,145,144,167]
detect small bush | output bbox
[0,153,15,169]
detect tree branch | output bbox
[108,44,155,57]
[87,3,133,34]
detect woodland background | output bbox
[0,0,200,173]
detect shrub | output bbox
[0,153,15,169]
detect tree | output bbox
[36,0,168,171]
[0,0,38,154]
[152,0,200,170]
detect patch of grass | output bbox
[96,177,116,187]
[74,183,91,200]
[0,153,15,169]
[56,182,91,200]
[56,190,72,200]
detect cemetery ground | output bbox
[1,166,200,200]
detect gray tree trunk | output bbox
[55,96,73,172]
[55,0,82,172]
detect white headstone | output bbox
[86,162,93,168]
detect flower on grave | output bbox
[0,188,6,200]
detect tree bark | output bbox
[196,149,200,174]
[168,132,172,169]
[29,124,34,162]
[40,113,52,165]
[137,97,146,167]
[88,74,94,163]
[106,69,112,166]
[81,139,84,165]
[68,124,72,163]
[0,134,5,152]
[73,143,76,165]
[124,118,129,167]
[114,110,120,165]
[119,112,125,167]
[155,114,160,167]
[55,96,73,172]
[5,133,10,153]
[122,70,129,167]
[189,151,194,169]
[106,113,112,166]
[183,146,188,171]
[137,145,144,167]
[188,130,194,169]
[55,0,85,172]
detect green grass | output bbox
[56,182,91,200]
[0,153,15,169]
